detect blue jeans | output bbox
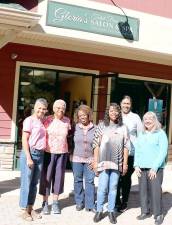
[97,169,120,212]
[19,149,44,208]
[72,162,95,209]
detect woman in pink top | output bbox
[19,98,48,221]
[39,99,71,215]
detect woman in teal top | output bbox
[134,111,168,225]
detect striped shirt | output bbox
[93,121,130,172]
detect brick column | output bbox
[0,143,15,170]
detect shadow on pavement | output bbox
[0,177,20,196]
[128,190,140,209]
[163,192,172,216]
[36,194,75,213]
[59,194,75,209]
[127,188,172,217]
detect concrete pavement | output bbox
[0,167,172,225]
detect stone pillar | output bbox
[0,143,15,170]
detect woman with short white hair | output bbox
[39,99,71,215]
[134,111,168,225]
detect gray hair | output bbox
[34,98,48,110]
[143,111,161,132]
[53,99,66,111]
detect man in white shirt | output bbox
[116,95,143,212]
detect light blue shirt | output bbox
[134,129,168,172]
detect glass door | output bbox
[110,77,171,134]
[14,67,58,169]
[92,73,117,123]
[14,66,95,169]
[92,74,170,135]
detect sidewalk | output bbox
[0,168,172,225]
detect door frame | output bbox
[92,72,172,143]
[12,61,99,169]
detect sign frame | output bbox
[46,1,140,41]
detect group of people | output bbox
[19,96,168,225]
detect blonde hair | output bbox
[75,104,93,123]
[143,111,161,132]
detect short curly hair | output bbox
[75,104,93,123]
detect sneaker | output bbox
[52,201,61,214]
[155,214,164,225]
[42,201,50,215]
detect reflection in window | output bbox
[17,67,58,149]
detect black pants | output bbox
[116,156,135,204]
[139,168,163,217]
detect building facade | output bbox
[0,0,172,170]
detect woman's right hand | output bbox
[93,161,98,173]
[135,166,141,177]
[93,161,99,176]
[27,157,34,169]
[88,161,94,170]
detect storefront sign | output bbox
[46,1,139,41]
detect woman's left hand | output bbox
[148,169,156,180]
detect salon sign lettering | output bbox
[46,1,139,41]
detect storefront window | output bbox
[110,77,170,134]
[14,66,93,169]
[15,67,57,167]
[18,67,57,116]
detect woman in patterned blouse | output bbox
[93,103,129,224]
[39,99,71,215]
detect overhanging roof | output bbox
[0,4,41,48]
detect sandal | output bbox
[31,210,42,220]
[22,211,33,221]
